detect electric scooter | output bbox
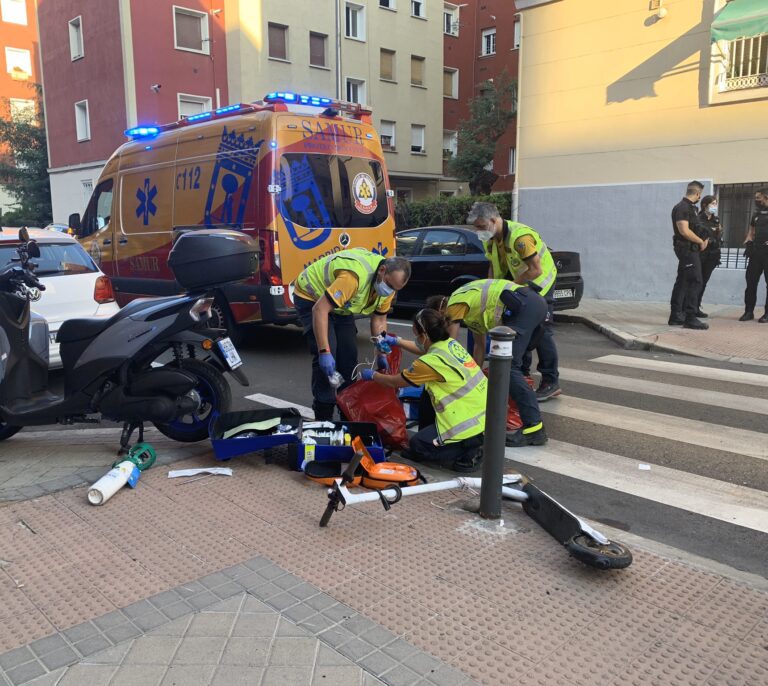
[0,228,255,452]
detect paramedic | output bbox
[466,202,560,402]
[427,280,548,448]
[293,249,411,420]
[361,308,487,472]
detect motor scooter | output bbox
[0,227,255,452]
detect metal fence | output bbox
[715,182,767,269]
[720,34,768,91]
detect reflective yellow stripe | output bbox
[429,359,486,412]
[522,422,543,434]
[440,412,484,442]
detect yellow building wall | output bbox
[517,0,768,188]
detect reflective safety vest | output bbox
[484,220,557,296]
[295,249,388,315]
[420,338,487,444]
[448,279,523,334]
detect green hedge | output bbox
[394,192,512,230]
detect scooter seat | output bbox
[57,317,111,343]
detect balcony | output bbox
[719,33,768,92]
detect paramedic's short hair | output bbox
[466,202,501,224]
[686,181,705,195]
[382,256,411,280]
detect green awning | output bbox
[711,0,768,42]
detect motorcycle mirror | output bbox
[27,240,40,258]
[18,227,29,242]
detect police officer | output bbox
[466,202,560,403]
[669,181,708,329]
[696,195,722,316]
[741,189,768,323]
[427,279,549,448]
[361,308,487,472]
[293,249,411,419]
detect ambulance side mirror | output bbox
[68,213,82,236]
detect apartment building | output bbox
[515,0,768,304]
[0,0,38,216]
[441,0,520,196]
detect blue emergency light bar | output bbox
[215,104,241,114]
[124,126,160,139]
[264,91,332,107]
[186,111,213,122]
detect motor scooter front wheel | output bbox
[566,534,633,570]
[153,359,231,442]
[0,422,21,441]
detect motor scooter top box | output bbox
[168,229,258,291]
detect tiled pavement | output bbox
[0,445,767,686]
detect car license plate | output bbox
[553,288,574,299]
[217,337,243,370]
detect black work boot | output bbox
[312,402,336,421]
[505,425,548,447]
[696,309,708,318]
[759,312,768,324]
[452,448,483,473]
[535,380,562,402]
[739,311,754,322]
[683,317,709,330]
[668,314,685,325]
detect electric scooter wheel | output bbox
[566,534,633,570]
[0,422,21,441]
[153,359,231,442]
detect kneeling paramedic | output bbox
[360,308,487,472]
[293,249,411,420]
[428,279,548,447]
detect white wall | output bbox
[48,162,106,224]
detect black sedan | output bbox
[395,225,583,311]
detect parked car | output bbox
[395,225,583,311]
[0,228,119,368]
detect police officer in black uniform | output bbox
[696,195,722,317]
[740,189,768,323]
[669,181,708,329]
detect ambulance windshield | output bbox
[278,154,389,229]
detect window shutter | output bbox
[411,56,424,85]
[310,33,325,66]
[381,50,394,80]
[443,70,453,96]
[268,24,286,59]
[176,12,202,51]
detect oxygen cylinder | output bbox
[88,461,140,505]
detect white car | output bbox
[0,228,120,368]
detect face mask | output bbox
[476,230,494,242]
[374,279,395,298]
[708,205,718,216]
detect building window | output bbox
[74,100,90,142]
[268,23,288,60]
[410,124,425,153]
[9,98,34,122]
[5,47,31,79]
[513,17,521,49]
[719,34,768,92]
[380,48,395,81]
[410,55,425,86]
[396,188,412,204]
[345,3,365,40]
[69,17,84,60]
[411,1,425,18]
[1,0,27,25]
[173,6,210,54]
[443,68,458,98]
[310,32,327,67]
[481,28,496,56]
[508,147,517,174]
[443,4,458,36]
[379,0,395,9]
[442,131,457,158]
[380,120,396,151]
[178,94,213,118]
[346,78,366,104]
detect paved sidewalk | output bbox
[0,444,766,686]
[557,299,768,366]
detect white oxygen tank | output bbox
[88,461,139,505]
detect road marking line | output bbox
[590,354,768,387]
[539,396,768,461]
[559,368,768,416]
[245,394,314,419]
[506,440,768,535]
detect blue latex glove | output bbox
[360,368,375,381]
[375,334,399,352]
[376,354,389,372]
[318,352,336,377]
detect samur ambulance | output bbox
[70,92,396,331]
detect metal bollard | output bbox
[479,326,516,519]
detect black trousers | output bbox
[670,244,703,319]
[294,296,358,420]
[699,251,720,307]
[744,247,768,314]
[521,292,558,383]
[412,394,482,465]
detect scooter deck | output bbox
[521,482,582,545]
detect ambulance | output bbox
[70,92,396,331]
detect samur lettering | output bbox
[129,255,161,272]
[300,120,365,146]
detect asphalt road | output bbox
[231,316,768,579]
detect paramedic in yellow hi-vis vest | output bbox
[360,308,487,472]
[427,280,548,447]
[293,249,411,420]
[466,202,561,403]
